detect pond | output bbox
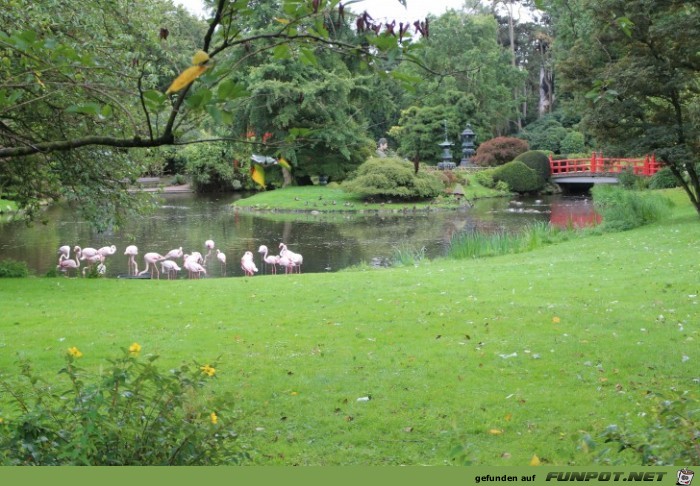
[0,192,598,278]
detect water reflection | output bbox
[0,193,598,278]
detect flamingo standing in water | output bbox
[97,245,117,258]
[184,255,206,279]
[58,245,71,263]
[204,239,215,266]
[240,251,258,276]
[124,245,138,276]
[216,249,227,276]
[57,252,80,276]
[160,260,181,280]
[257,245,280,274]
[164,247,183,260]
[138,252,166,279]
[279,243,303,273]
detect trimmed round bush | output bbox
[471,137,529,167]
[492,161,543,193]
[341,157,444,200]
[514,150,551,181]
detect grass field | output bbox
[0,189,698,465]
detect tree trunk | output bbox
[538,65,554,117]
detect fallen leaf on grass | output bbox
[530,454,541,466]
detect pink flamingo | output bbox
[257,245,280,274]
[97,245,117,258]
[160,260,181,280]
[138,252,166,279]
[241,251,258,276]
[57,252,80,276]
[75,245,99,262]
[204,239,215,265]
[184,256,206,279]
[57,245,71,263]
[124,245,138,276]
[164,247,183,260]
[279,243,303,273]
[216,249,227,276]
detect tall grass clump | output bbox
[0,345,245,465]
[592,185,673,231]
[448,221,569,260]
[391,243,427,266]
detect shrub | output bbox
[492,161,544,193]
[0,346,246,465]
[616,167,642,189]
[520,115,569,153]
[591,185,673,231]
[0,259,29,278]
[473,169,496,188]
[514,150,551,181]
[649,167,680,189]
[560,131,586,154]
[591,392,699,465]
[471,137,529,167]
[182,143,240,193]
[341,157,444,200]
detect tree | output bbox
[543,0,700,216]
[0,0,429,224]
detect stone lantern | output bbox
[437,120,456,170]
[460,123,476,168]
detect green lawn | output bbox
[233,179,508,213]
[0,189,698,465]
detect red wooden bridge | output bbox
[549,153,661,183]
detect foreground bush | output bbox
[592,185,673,231]
[341,157,443,200]
[0,259,29,278]
[0,345,245,465]
[591,392,699,465]
[492,160,544,193]
[471,137,529,167]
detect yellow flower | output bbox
[67,346,83,358]
[552,316,561,324]
[129,342,142,355]
[200,364,216,377]
[210,412,218,425]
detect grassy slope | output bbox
[0,190,698,466]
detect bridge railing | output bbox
[549,153,662,177]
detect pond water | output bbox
[0,193,598,278]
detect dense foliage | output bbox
[545,0,700,216]
[514,150,551,181]
[591,185,673,232]
[492,160,543,193]
[0,346,243,465]
[340,157,444,200]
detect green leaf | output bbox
[299,47,318,66]
[65,103,101,116]
[369,34,399,52]
[217,79,248,100]
[273,44,292,60]
[185,88,213,109]
[616,17,634,37]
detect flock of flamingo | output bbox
[56,240,303,279]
